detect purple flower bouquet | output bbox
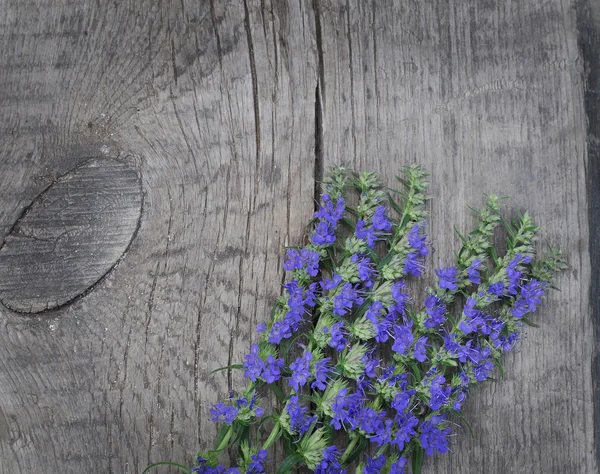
[145,165,565,474]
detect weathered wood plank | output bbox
[0,0,316,472]
[577,0,600,466]
[0,0,597,473]
[317,1,595,473]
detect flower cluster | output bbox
[148,166,566,474]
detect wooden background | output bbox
[0,0,597,473]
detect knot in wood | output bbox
[0,157,143,313]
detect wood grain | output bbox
[0,0,596,473]
[0,0,316,472]
[317,1,596,473]
[0,157,142,313]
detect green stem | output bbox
[216,425,234,452]
[340,434,360,464]
[262,422,281,450]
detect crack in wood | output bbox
[244,0,262,201]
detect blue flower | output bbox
[268,320,292,344]
[458,297,484,334]
[521,279,546,311]
[333,283,363,316]
[192,457,241,474]
[473,348,494,381]
[330,388,362,430]
[322,273,343,291]
[488,281,505,296]
[510,298,528,318]
[435,266,459,291]
[379,365,408,388]
[267,282,310,344]
[255,322,267,333]
[390,281,410,314]
[356,256,377,288]
[467,259,482,284]
[392,321,414,355]
[442,333,461,353]
[365,301,390,343]
[392,413,419,450]
[303,248,321,276]
[315,446,346,474]
[389,458,407,474]
[312,221,336,246]
[403,252,423,277]
[493,330,520,351]
[424,295,446,328]
[428,374,451,410]
[314,194,345,225]
[456,339,479,363]
[413,336,428,362]
[451,371,470,411]
[391,391,413,414]
[363,454,386,474]
[283,248,301,272]
[243,344,265,381]
[419,415,451,456]
[370,418,393,446]
[248,391,264,417]
[407,223,428,256]
[356,220,377,248]
[357,406,386,435]
[248,449,268,473]
[210,402,238,424]
[362,352,379,379]
[286,395,316,435]
[365,301,383,320]
[289,351,313,391]
[283,248,320,276]
[233,391,264,418]
[506,255,523,294]
[326,321,347,352]
[311,357,333,390]
[372,205,393,231]
[262,355,284,383]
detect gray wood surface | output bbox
[0,1,596,473]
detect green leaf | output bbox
[257,415,276,431]
[215,423,230,448]
[411,445,425,474]
[488,246,499,265]
[231,424,249,447]
[142,461,191,474]
[408,362,423,383]
[282,331,309,361]
[365,246,381,265]
[449,409,475,440]
[467,204,482,217]
[521,317,540,328]
[276,453,303,474]
[265,382,285,404]
[378,250,396,269]
[209,364,244,375]
[493,357,505,381]
[341,216,356,230]
[387,194,404,215]
[343,436,367,466]
[454,225,468,245]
